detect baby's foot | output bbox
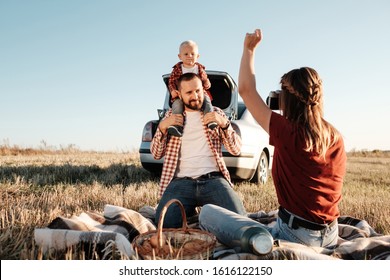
[207,122,218,130]
[168,125,183,137]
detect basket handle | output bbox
[156,199,188,248]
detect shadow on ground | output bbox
[0,163,159,187]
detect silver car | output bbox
[139,71,274,184]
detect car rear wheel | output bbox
[251,151,269,184]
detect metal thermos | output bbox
[238,226,273,255]
[201,205,274,255]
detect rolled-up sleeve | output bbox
[151,111,172,159]
[216,108,242,156]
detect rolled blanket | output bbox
[34,204,156,259]
[34,229,134,258]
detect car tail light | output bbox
[231,122,241,137]
[142,121,154,142]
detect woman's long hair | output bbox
[280,67,340,159]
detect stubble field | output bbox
[0,146,389,259]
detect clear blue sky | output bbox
[1,0,389,152]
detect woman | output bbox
[200,29,346,248]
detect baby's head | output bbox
[178,40,200,68]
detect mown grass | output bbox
[0,146,389,259]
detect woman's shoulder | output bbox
[270,111,294,130]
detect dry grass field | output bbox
[1,145,389,259]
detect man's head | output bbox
[175,73,204,111]
[178,40,200,68]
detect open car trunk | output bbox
[162,71,238,120]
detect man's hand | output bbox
[158,114,184,135]
[204,112,229,129]
[244,29,262,51]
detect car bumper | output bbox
[139,144,258,180]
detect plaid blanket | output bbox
[34,205,390,260]
[34,204,156,259]
[218,211,390,260]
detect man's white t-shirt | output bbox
[175,111,219,178]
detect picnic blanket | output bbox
[34,205,390,260]
[219,211,390,260]
[34,205,156,259]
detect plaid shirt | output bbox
[151,107,241,197]
[168,62,212,100]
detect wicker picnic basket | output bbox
[132,199,216,260]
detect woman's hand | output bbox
[244,29,262,51]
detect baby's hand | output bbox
[170,90,179,99]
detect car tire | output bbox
[251,150,269,184]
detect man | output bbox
[151,72,246,228]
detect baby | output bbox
[167,40,216,137]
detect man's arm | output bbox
[151,110,184,159]
[150,126,167,160]
[213,108,242,156]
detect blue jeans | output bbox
[199,204,339,249]
[271,211,338,248]
[155,175,246,228]
[171,98,184,115]
[202,94,213,114]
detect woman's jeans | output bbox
[271,211,338,248]
[199,204,339,249]
[155,175,246,228]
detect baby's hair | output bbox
[179,40,198,52]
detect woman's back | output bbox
[269,112,346,223]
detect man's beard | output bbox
[183,99,203,110]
